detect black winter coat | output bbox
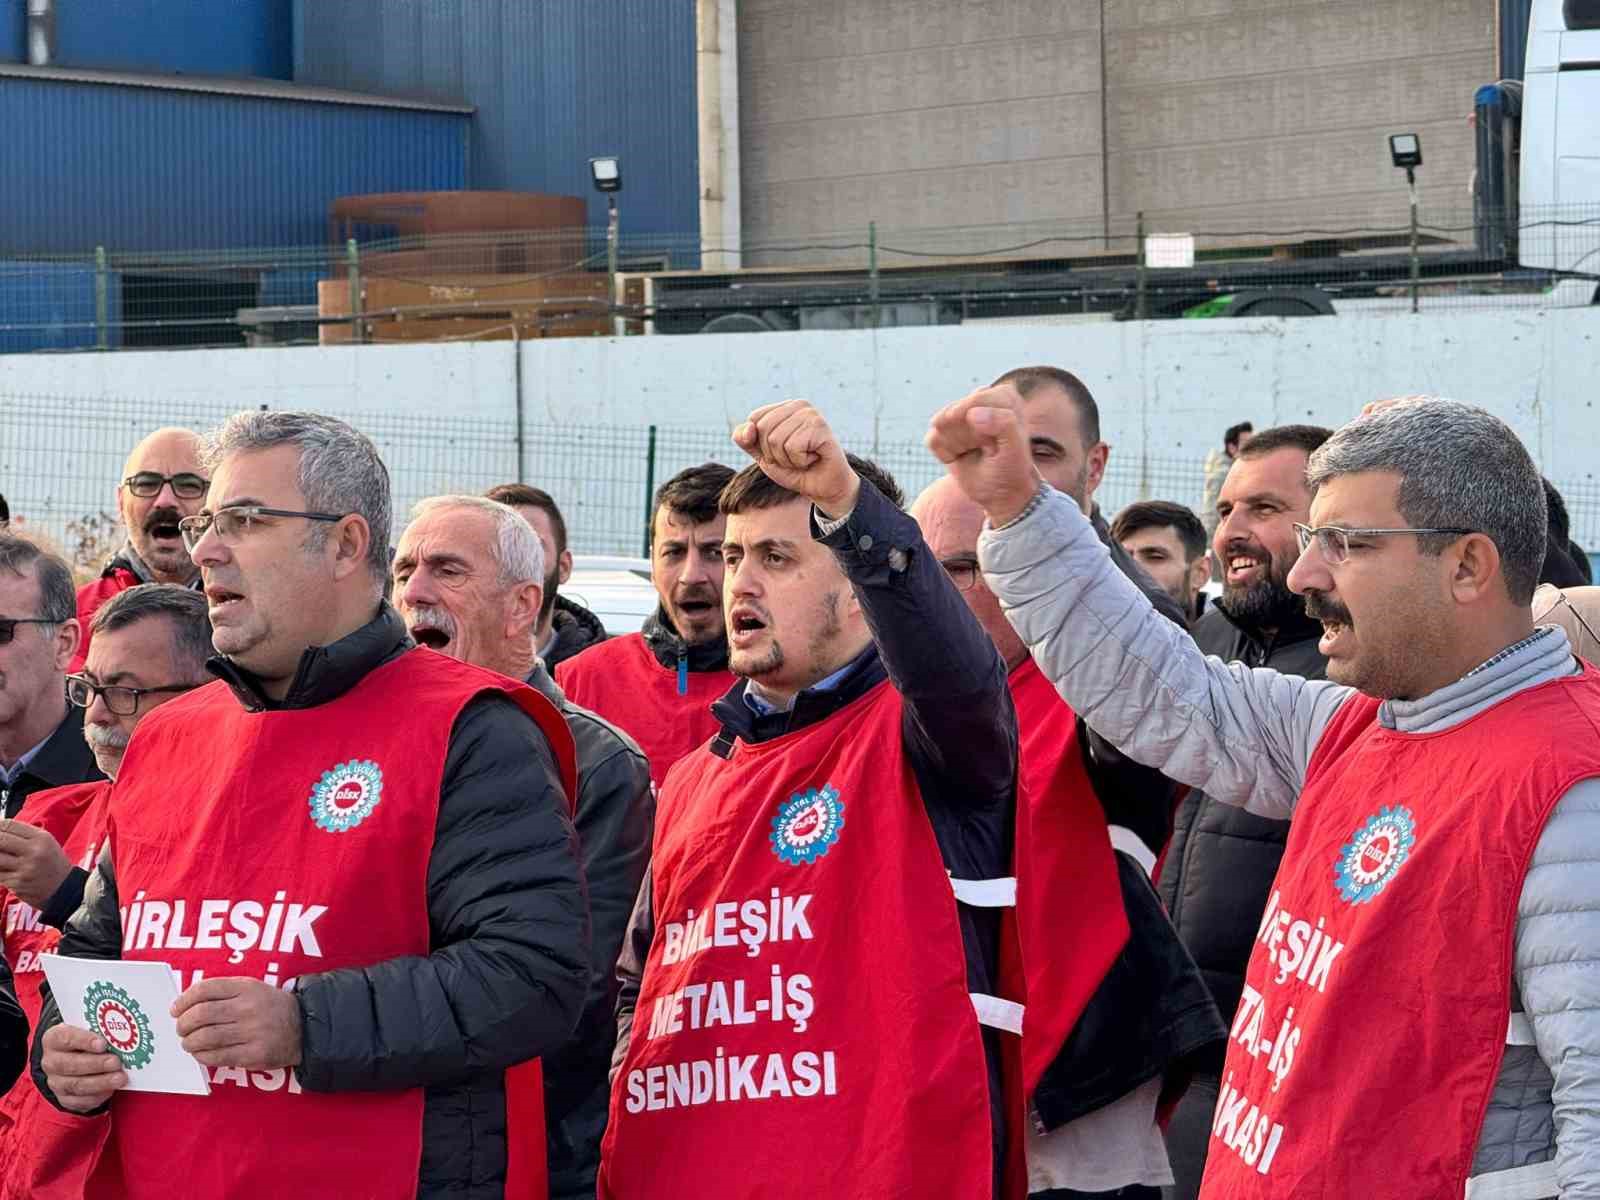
[32,606,589,1199]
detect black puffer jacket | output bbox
[32,605,590,1199]
[544,595,608,670]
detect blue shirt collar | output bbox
[743,660,859,717]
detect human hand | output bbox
[732,400,861,518]
[172,977,302,1069]
[926,385,1042,527]
[0,820,72,909]
[41,1024,127,1113]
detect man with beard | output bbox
[602,403,1015,1199]
[557,464,737,790]
[485,484,608,669]
[1153,424,1330,1199]
[71,428,207,672]
[392,494,651,1200]
[933,391,1600,1199]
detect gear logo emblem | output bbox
[1334,805,1417,904]
[84,981,154,1070]
[309,759,383,833]
[770,785,845,866]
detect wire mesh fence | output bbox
[3,201,1597,353]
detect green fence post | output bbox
[94,246,109,350]
[868,221,880,330]
[641,425,659,558]
[1135,212,1148,322]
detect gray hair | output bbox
[1307,398,1547,604]
[0,535,75,626]
[408,495,545,588]
[91,584,214,679]
[204,411,391,585]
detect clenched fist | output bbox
[925,385,1043,527]
[732,401,860,518]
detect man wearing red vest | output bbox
[34,410,588,1200]
[557,463,737,790]
[71,427,208,674]
[601,402,1018,1199]
[912,475,1223,1200]
[0,583,211,1198]
[931,390,1600,1198]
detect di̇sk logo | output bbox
[770,785,845,866]
[1334,805,1417,904]
[309,759,384,833]
[84,980,154,1070]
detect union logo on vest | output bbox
[309,759,384,833]
[1334,805,1417,904]
[770,785,845,865]
[85,980,155,1070]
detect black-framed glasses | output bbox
[66,674,197,717]
[940,557,980,592]
[123,472,209,499]
[1292,523,1475,566]
[178,506,347,553]
[0,617,56,645]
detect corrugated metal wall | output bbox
[293,0,700,238]
[1,76,468,253]
[1500,0,1534,78]
[52,0,294,78]
[1,0,24,62]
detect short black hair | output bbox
[720,454,904,516]
[1111,500,1208,562]
[91,584,214,679]
[649,463,738,548]
[0,535,74,624]
[0,492,9,526]
[1224,421,1254,451]
[485,483,567,558]
[991,365,1101,447]
[1237,424,1334,461]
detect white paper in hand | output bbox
[40,954,211,1096]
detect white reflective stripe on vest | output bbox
[970,992,1024,1035]
[948,875,1017,908]
[1464,1158,1558,1200]
[1109,825,1156,875]
[1506,1011,1537,1046]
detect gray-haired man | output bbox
[931,390,1600,1198]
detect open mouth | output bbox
[148,521,183,541]
[205,586,245,613]
[412,627,452,651]
[1226,554,1266,584]
[729,609,767,643]
[677,599,716,620]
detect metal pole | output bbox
[93,245,108,350]
[1135,211,1148,321]
[1408,169,1420,314]
[868,221,880,330]
[346,238,364,344]
[512,325,525,483]
[642,424,659,559]
[607,196,621,337]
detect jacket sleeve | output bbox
[32,846,122,1112]
[38,867,90,931]
[1516,777,1600,1200]
[295,694,590,1092]
[979,487,1352,820]
[611,862,654,1084]
[815,479,1016,820]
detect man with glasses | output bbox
[0,584,209,1196]
[932,391,1600,1199]
[71,427,208,672]
[34,411,587,1200]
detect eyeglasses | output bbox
[0,617,56,645]
[1292,523,1475,566]
[66,674,197,717]
[940,558,980,592]
[1534,587,1600,651]
[178,506,346,553]
[123,472,209,500]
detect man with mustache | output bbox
[485,484,608,671]
[0,584,210,1197]
[557,463,737,790]
[932,390,1600,1199]
[71,428,207,673]
[392,494,651,1200]
[1155,424,1330,1199]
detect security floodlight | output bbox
[1388,134,1422,171]
[590,156,622,193]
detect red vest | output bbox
[0,782,111,1198]
[555,634,735,790]
[1200,670,1600,1199]
[71,570,139,673]
[597,680,994,1199]
[100,649,576,1200]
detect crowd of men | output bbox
[0,370,1596,1199]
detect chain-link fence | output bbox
[4,202,1598,353]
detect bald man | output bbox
[70,428,207,671]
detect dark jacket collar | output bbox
[1202,594,1324,654]
[547,595,606,656]
[16,702,103,790]
[105,544,201,589]
[709,643,884,746]
[207,603,412,712]
[641,605,729,673]
[524,661,564,709]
